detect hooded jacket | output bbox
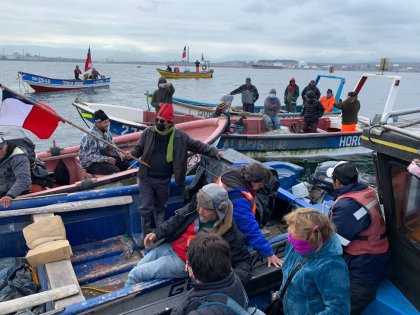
[300,98,325,123]
[280,234,350,315]
[219,167,274,257]
[0,143,31,198]
[155,198,252,284]
[151,84,175,111]
[130,126,219,185]
[263,89,281,117]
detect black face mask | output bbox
[156,123,166,131]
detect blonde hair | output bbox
[285,208,336,250]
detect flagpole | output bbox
[0,84,150,168]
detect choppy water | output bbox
[1,60,419,181]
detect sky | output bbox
[1,0,420,63]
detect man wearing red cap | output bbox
[128,104,223,247]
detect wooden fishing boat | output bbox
[72,99,204,135]
[358,99,420,314]
[156,68,214,79]
[0,149,336,314]
[18,71,111,92]
[9,117,227,198]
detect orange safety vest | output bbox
[216,176,257,213]
[330,186,389,256]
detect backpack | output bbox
[185,292,265,315]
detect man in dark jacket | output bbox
[328,162,392,315]
[125,184,252,286]
[129,104,223,244]
[300,90,325,133]
[151,77,175,113]
[335,91,361,132]
[284,77,299,112]
[171,233,259,315]
[0,137,31,208]
[301,80,321,102]
[230,77,259,113]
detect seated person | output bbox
[171,233,263,315]
[263,88,281,131]
[91,68,100,79]
[319,89,336,112]
[166,65,172,72]
[211,95,234,133]
[0,137,31,208]
[300,91,324,133]
[125,183,252,286]
[79,110,130,175]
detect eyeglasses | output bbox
[155,118,167,124]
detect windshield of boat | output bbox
[391,163,420,245]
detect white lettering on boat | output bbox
[339,135,361,147]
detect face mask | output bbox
[288,233,316,254]
[156,123,166,131]
[269,94,276,99]
[158,83,166,88]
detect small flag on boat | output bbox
[84,46,92,72]
[0,87,65,139]
[182,46,186,59]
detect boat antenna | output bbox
[0,84,150,168]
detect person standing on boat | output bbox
[127,104,223,246]
[284,77,299,112]
[216,163,283,268]
[335,92,360,132]
[301,80,321,103]
[327,162,392,315]
[74,65,82,80]
[320,88,336,112]
[125,184,252,286]
[166,65,172,72]
[171,233,262,315]
[0,137,32,208]
[79,110,130,175]
[230,77,259,113]
[263,88,281,131]
[195,60,200,73]
[150,77,175,113]
[271,208,350,315]
[300,90,325,133]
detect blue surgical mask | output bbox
[269,94,276,99]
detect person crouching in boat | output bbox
[125,184,252,286]
[271,208,350,315]
[300,90,324,133]
[126,104,223,248]
[172,233,263,314]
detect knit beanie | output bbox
[157,103,174,122]
[93,109,109,122]
[196,184,229,221]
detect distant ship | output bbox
[252,62,284,69]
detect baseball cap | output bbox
[326,161,358,185]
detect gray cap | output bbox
[196,183,229,221]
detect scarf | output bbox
[155,125,175,163]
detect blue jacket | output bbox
[279,235,350,315]
[331,182,393,284]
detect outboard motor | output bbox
[312,161,340,198]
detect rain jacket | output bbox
[279,235,350,315]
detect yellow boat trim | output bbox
[82,112,93,119]
[361,135,418,154]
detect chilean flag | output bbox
[182,46,186,59]
[84,47,92,72]
[0,89,64,139]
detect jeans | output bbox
[125,243,187,286]
[263,115,281,129]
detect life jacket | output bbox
[331,186,389,255]
[216,176,256,214]
[171,220,198,262]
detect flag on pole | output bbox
[0,88,64,139]
[84,46,92,72]
[182,46,186,59]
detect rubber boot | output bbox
[154,211,166,228]
[138,216,152,250]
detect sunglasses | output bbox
[155,118,168,124]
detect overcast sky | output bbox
[1,0,420,62]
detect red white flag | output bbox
[182,46,186,59]
[0,88,64,139]
[84,46,92,72]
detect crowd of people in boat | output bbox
[0,73,384,314]
[74,65,102,80]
